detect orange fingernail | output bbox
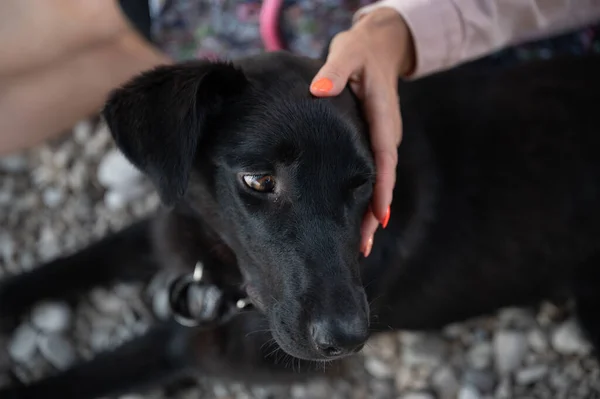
[381,206,391,229]
[310,77,334,93]
[363,236,374,258]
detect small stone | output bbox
[0,233,15,264]
[8,324,38,363]
[114,283,142,299]
[463,369,496,393]
[395,366,429,392]
[104,185,147,210]
[431,366,459,399]
[398,393,434,399]
[365,333,398,360]
[442,323,466,339]
[497,308,536,330]
[114,326,134,343]
[97,149,142,190]
[37,334,76,370]
[494,378,512,399]
[90,329,112,352]
[467,342,493,369]
[0,189,11,205]
[0,155,28,173]
[67,161,88,190]
[42,187,64,208]
[457,385,480,399]
[37,225,61,262]
[18,251,36,271]
[551,319,591,355]
[290,384,307,398]
[515,365,548,385]
[493,331,527,374]
[303,380,330,398]
[400,333,448,368]
[90,288,125,314]
[31,302,72,333]
[549,369,569,390]
[73,120,94,143]
[365,358,394,379]
[527,329,548,353]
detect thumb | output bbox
[310,33,363,97]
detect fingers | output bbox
[310,33,364,97]
[363,78,402,224]
[360,209,379,257]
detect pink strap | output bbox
[260,0,285,51]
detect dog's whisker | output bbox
[245,328,272,338]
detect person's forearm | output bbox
[0,0,132,78]
[0,32,170,156]
[355,0,600,78]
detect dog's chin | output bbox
[269,324,335,362]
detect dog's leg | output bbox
[0,218,157,330]
[0,321,194,399]
[0,313,332,399]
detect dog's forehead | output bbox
[214,52,374,173]
[221,95,372,173]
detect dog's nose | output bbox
[309,316,369,358]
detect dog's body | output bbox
[1,51,600,398]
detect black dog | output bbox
[1,50,600,399]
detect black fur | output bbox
[1,50,600,398]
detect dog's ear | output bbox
[102,61,248,206]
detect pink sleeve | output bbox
[354,0,600,78]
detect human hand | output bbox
[310,8,415,257]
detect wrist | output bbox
[354,8,416,77]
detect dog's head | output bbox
[103,52,375,361]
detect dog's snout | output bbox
[309,315,369,358]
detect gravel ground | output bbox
[1,118,600,399]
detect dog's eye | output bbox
[242,174,276,193]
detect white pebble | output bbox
[8,324,38,363]
[73,119,94,143]
[400,333,448,367]
[467,342,493,370]
[31,301,72,333]
[365,357,394,379]
[0,155,28,173]
[515,365,548,385]
[97,149,142,190]
[494,378,512,399]
[90,288,125,315]
[90,329,112,352]
[42,187,64,208]
[527,329,548,353]
[463,369,496,393]
[497,308,536,329]
[458,385,480,399]
[37,334,77,370]
[493,330,527,375]
[551,319,591,355]
[104,185,147,210]
[431,366,459,399]
[398,393,434,399]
